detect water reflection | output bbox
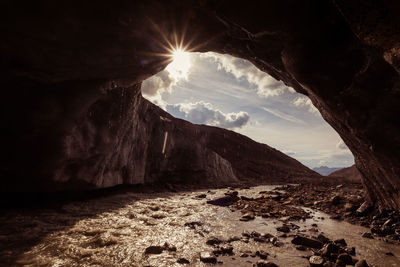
[1,186,399,266]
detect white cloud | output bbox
[142,70,175,96]
[261,107,305,124]
[166,101,250,129]
[293,96,319,114]
[200,52,288,98]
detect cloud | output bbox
[166,101,250,129]
[200,52,288,98]
[292,96,319,114]
[261,107,305,124]
[336,140,349,150]
[141,70,175,96]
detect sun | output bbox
[166,48,191,79]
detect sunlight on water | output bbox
[1,186,400,266]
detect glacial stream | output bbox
[1,185,400,266]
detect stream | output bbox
[1,185,400,266]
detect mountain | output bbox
[312,166,342,176]
[142,97,321,185]
[329,165,362,182]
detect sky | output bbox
[142,51,354,169]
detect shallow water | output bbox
[1,185,400,266]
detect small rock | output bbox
[254,237,268,243]
[292,235,323,249]
[321,243,340,257]
[207,196,238,207]
[355,259,369,267]
[200,252,217,264]
[240,212,255,221]
[337,253,353,265]
[356,202,371,215]
[242,231,251,237]
[240,253,249,257]
[385,252,394,256]
[346,246,356,256]
[344,203,355,212]
[334,239,347,247]
[317,234,331,244]
[197,194,207,199]
[184,221,203,229]
[206,237,223,246]
[213,245,233,255]
[251,231,261,237]
[331,196,341,205]
[144,245,164,254]
[228,236,241,242]
[276,225,290,233]
[309,255,324,266]
[361,232,374,239]
[256,250,269,259]
[255,260,279,267]
[177,258,190,264]
[383,219,393,228]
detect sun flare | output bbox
[166,49,191,79]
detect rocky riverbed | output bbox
[1,183,400,266]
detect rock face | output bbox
[1,1,400,208]
[0,83,318,191]
[329,165,362,182]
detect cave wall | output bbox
[1,0,400,208]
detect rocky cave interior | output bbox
[1,1,400,207]
[2,0,400,266]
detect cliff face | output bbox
[1,82,318,191]
[1,1,400,208]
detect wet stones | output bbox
[177,258,190,264]
[144,242,176,254]
[334,238,347,247]
[331,195,341,205]
[144,245,164,254]
[356,202,372,215]
[291,235,323,249]
[255,250,269,259]
[227,236,241,242]
[184,221,203,229]
[240,211,255,221]
[207,193,239,206]
[276,225,290,233]
[309,255,324,266]
[337,253,353,265]
[206,236,224,246]
[200,252,217,263]
[317,234,331,244]
[212,245,233,256]
[254,260,279,267]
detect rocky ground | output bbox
[1,180,400,266]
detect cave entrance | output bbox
[141,51,354,173]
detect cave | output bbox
[2,0,399,208]
[2,0,400,265]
